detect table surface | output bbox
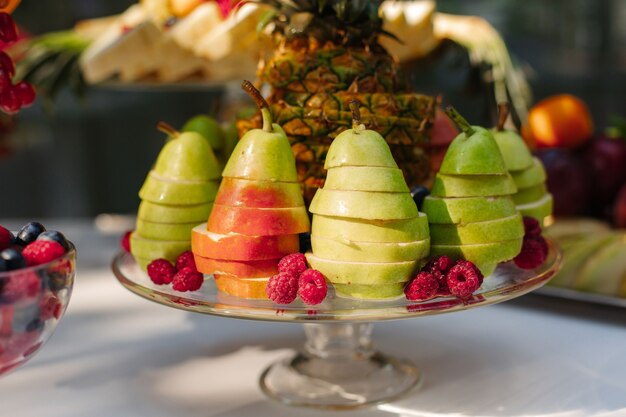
[1,218,626,417]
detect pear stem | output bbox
[497,103,509,132]
[445,106,474,136]
[349,99,363,130]
[241,80,272,133]
[157,121,180,137]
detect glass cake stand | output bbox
[111,239,561,410]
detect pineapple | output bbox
[238,0,436,203]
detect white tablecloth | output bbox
[1,219,626,417]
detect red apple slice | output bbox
[191,224,299,260]
[207,204,310,236]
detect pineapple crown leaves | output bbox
[252,0,398,46]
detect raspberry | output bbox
[266,272,298,304]
[171,267,204,292]
[297,269,327,305]
[277,253,308,276]
[523,216,542,238]
[0,225,13,251]
[405,271,439,301]
[121,231,132,253]
[147,259,176,285]
[40,293,63,320]
[514,236,548,269]
[446,260,483,299]
[175,251,197,272]
[22,241,66,267]
[1,271,41,302]
[423,255,454,295]
[424,255,454,275]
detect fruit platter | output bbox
[84,0,566,409]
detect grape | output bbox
[0,51,14,77]
[0,12,17,43]
[0,87,20,114]
[14,81,34,107]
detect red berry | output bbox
[121,231,132,253]
[171,267,204,292]
[405,271,439,301]
[446,260,483,299]
[0,225,12,251]
[277,253,307,276]
[147,259,176,285]
[22,240,66,267]
[175,251,197,272]
[266,272,298,304]
[0,51,14,78]
[40,292,63,320]
[522,216,542,238]
[514,236,548,269]
[297,269,327,305]
[1,271,41,302]
[14,81,35,107]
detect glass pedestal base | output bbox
[260,323,421,410]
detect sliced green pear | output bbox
[517,194,553,222]
[323,166,409,192]
[311,235,430,263]
[422,195,517,224]
[510,158,547,189]
[134,256,154,271]
[439,125,507,175]
[138,201,213,223]
[334,283,405,300]
[431,173,517,197]
[549,234,616,288]
[135,219,198,241]
[430,213,524,245]
[493,129,534,171]
[324,123,398,169]
[214,177,304,208]
[310,189,418,220]
[545,217,612,241]
[130,232,190,269]
[153,131,221,181]
[221,123,299,182]
[305,252,418,284]
[512,184,547,205]
[575,235,626,295]
[139,172,219,205]
[312,213,429,242]
[430,238,523,276]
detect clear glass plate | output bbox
[111,239,561,409]
[111,238,561,323]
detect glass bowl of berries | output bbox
[0,222,76,376]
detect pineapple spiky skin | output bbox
[239,1,436,202]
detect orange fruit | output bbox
[525,94,593,149]
[214,274,269,299]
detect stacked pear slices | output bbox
[422,108,524,277]
[192,81,310,299]
[306,104,430,300]
[131,130,221,270]
[492,108,553,225]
